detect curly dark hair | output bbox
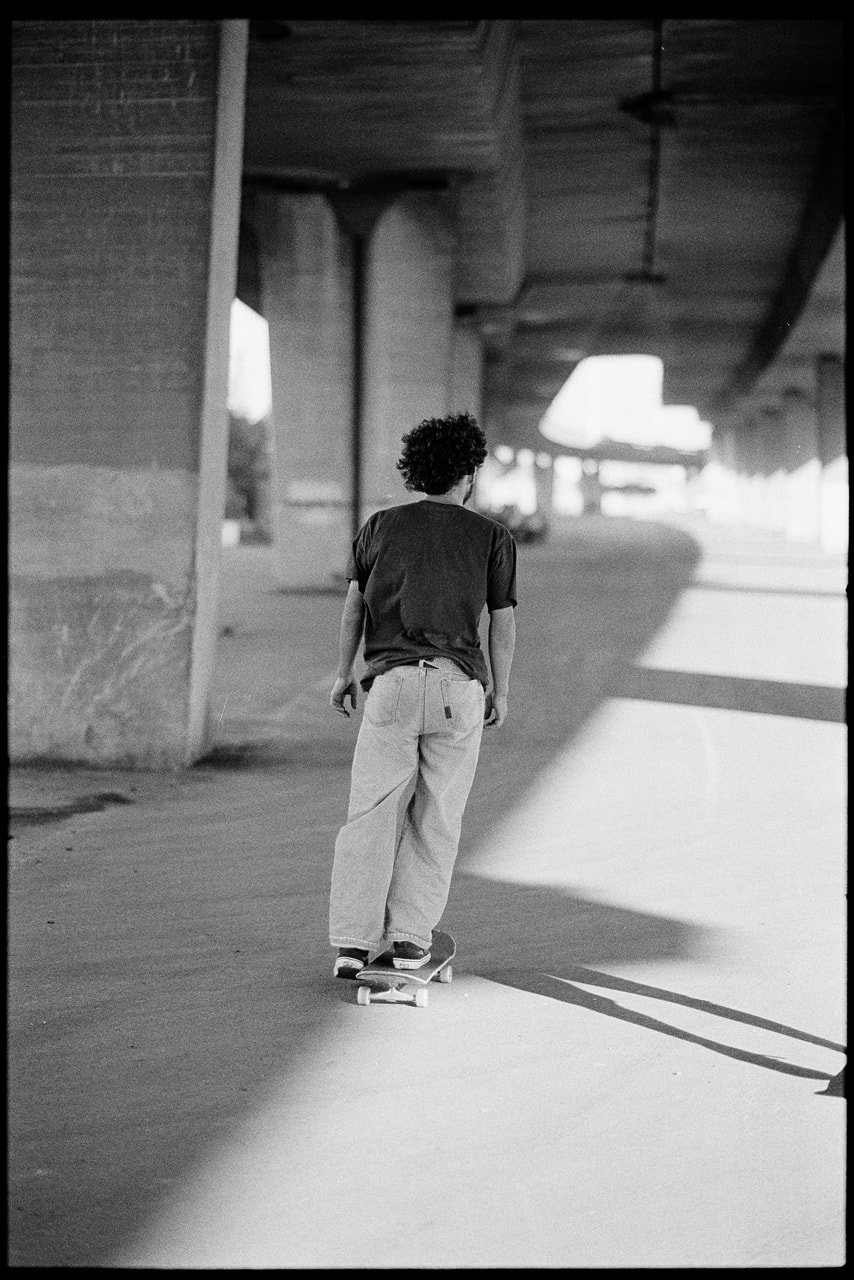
[396,412,488,494]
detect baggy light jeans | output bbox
[329,658,485,952]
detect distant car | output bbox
[488,504,548,544]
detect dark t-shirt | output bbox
[346,499,517,689]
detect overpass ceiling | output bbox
[242,19,844,451]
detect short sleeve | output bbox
[346,517,374,593]
[486,526,517,611]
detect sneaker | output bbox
[333,947,368,978]
[391,941,431,970]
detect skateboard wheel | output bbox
[414,988,429,1008]
[438,964,453,984]
[356,986,371,1005]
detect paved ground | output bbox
[8,513,847,1268]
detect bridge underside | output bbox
[9,19,845,766]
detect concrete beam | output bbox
[718,114,844,410]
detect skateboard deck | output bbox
[355,930,455,1007]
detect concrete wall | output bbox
[9,19,247,766]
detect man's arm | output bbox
[486,605,515,728]
[330,580,366,717]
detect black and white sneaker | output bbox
[333,947,368,978]
[392,941,431,970]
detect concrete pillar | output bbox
[9,20,247,767]
[728,420,756,526]
[736,417,765,529]
[816,354,845,465]
[579,460,604,516]
[449,320,488,507]
[750,416,774,528]
[473,451,504,512]
[755,409,786,533]
[362,192,457,517]
[816,353,848,553]
[780,387,822,542]
[709,424,735,472]
[479,352,513,445]
[252,191,354,588]
[706,425,740,524]
[449,321,484,421]
[533,453,555,523]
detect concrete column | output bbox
[754,409,786,533]
[478,355,515,508]
[709,424,736,472]
[780,387,821,542]
[736,417,765,529]
[747,417,773,528]
[579,460,604,516]
[749,410,772,530]
[9,20,247,767]
[362,192,457,517]
[533,453,555,523]
[816,353,845,465]
[449,321,484,421]
[728,420,755,525]
[252,191,354,588]
[705,425,740,524]
[816,353,848,553]
[738,419,762,529]
[449,321,487,506]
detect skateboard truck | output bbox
[353,930,455,1008]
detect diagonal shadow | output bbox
[690,580,845,599]
[610,665,846,723]
[480,966,846,1088]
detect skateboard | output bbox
[354,930,455,1007]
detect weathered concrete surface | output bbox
[7,514,846,1267]
[10,20,246,768]
[9,464,199,767]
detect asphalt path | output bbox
[8,513,846,1267]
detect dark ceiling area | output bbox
[241,19,844,453]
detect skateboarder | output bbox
[328,412,517,978]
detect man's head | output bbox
[397,412,487,498]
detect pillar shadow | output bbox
[610,665,846,723]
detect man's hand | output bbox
[484,691,508,728]
[331,675,359,718]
